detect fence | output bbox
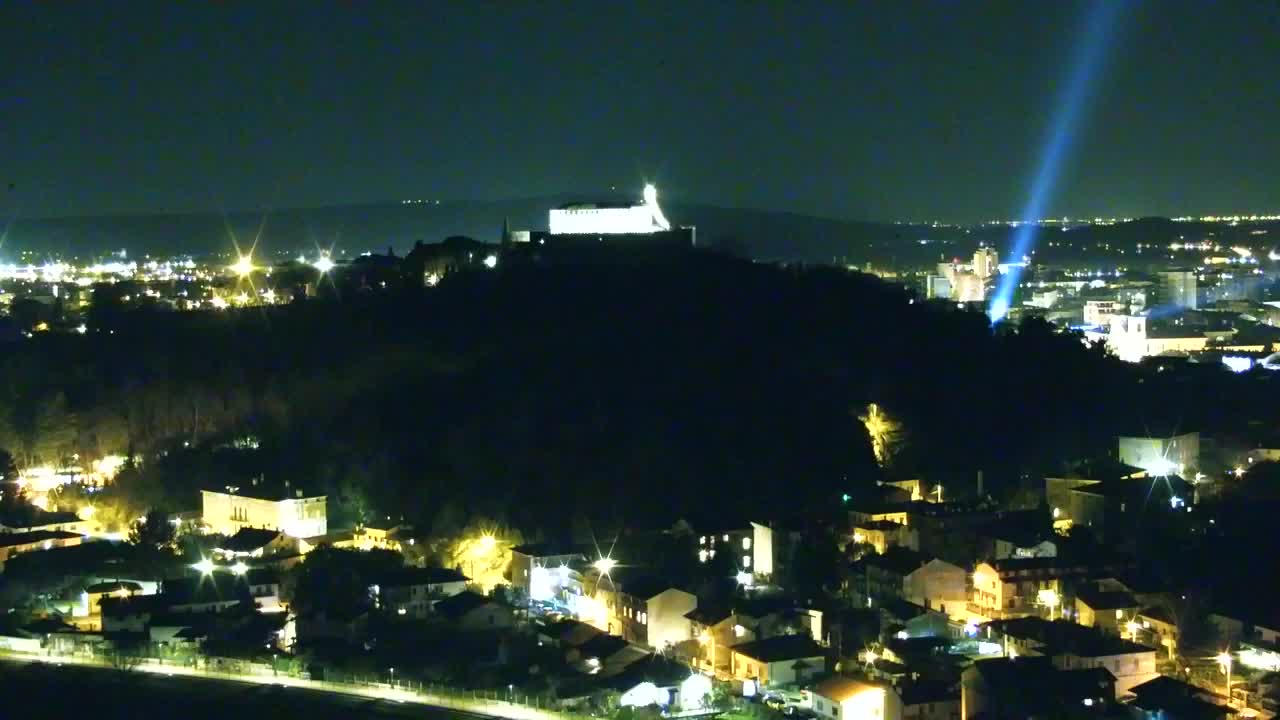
[0,648,593,720]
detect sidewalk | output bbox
[0,649,578,720]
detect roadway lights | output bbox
[231,561,249,576]
[192,558,216,575]
[593,557,617,575]
[312,255,335,274]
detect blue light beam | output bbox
[989,0,1128,323]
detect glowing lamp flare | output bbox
[193,558,216,575]
[230,255,255,277]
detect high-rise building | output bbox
[1160,270,1198,310]
[973,247,999,280]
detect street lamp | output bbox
[231,561,249,576]
[1217,651,1233,706]
[593,557,617,575]
[1124,619,1141,640]
[192,558,216,575]
[1037,588,1061,621]
[389,667,395,687]
[231,255,255,278]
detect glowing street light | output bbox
[231,561,249,576]
[483,254,498,269]
[312,255,335,274]
[192,558,216,575]
[1037,588,1061,620]
[1124,619,1141,639]
[1217,651,1234,706]
[593,557,617,575]
[231,255,255,277]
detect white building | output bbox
[549,184,671,235]
[811,675,899,720]
[201,483,327,539]
[1117,432,1199,477]
[1083,300,1117,328]
[973,247,998,281]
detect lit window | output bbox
[1116,609,1124,619]
[723,534,729,542]
[743,556,751,568]
[742,537,751,550]
[699,549,708,563]
[700,536,707,545]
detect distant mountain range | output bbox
[3,199,1278,268]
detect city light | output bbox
[312,255,335,274]
[593,557,617,575]
[483,254,498,269]
[1037,588,1061,620]
[192,558,216,575]
[231,561,249,575]
[231,255,255,277]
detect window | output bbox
[723,534,730,542]
[743,556,751,568]
[700,536,707,545]
[640,612,647,624]
[742,537,751,550]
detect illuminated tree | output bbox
[859,403,901,467]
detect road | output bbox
[0,652,565,720]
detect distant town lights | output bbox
[231,561,249,575]
[593,557,617,575]
[193,558,216,575]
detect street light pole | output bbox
[1217,651,1233,708]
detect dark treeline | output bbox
[4,252,1273,535]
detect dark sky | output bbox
[2,1,1277,223]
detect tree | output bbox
[129,509,177,553]
[0,449,17,483]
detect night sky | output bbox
[2,1,1276,222]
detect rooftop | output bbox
[216,527,282,554]
[730,634,825,663]
[983,617,1154,657]
[380,566,469,587]
[811,676,881,703]
[0,529,81,548]
[1075,584,1139,611]
[861,546,934,576]
[511,542,588,558]
[971,656,1114,701]
[433,590,497,619]
[85,580,143,594]
[202,481,323,502]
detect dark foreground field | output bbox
[0,658,486,719]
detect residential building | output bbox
[961,657,1114,720]
[1117,432,1200,477]
[200,480,327,538]
[811,675,900,720]
[898,682,960,720]
[246,567,285,613]
[509,542,587,603]
[728,634,826,688]
[686,605,753,676]
[213,527,295,559]
[592,572,697,650]
[980,617,1158,697]
[1135,606,1179,659]
[1084,300,1118,328]
[854,520,919,555]
[352,518,412,552]
[375,567,469,619]
[83,580,144,616]
[433,591,514,631]
[1126,675,1233,720]
[858,548,964,618]
[0,529,84,569]
[1074,584,1140,635]
[1160,270,1199,310]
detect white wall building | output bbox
[201,486,327,539]
[1117,432,1199,476]
[549,184,671,235]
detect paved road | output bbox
[0,654,548,720]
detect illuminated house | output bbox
[686,605,754,675]
[373,567,469,619]
[856,548,966,619]
[0,529,84,570]
[980,617,1158,697]
[509,542,587,603]
[853,520,919,555]
[200,480,327,539]
[591,571,697,650]
[728,634,826,688]
[1072,584,1139,636]
[1117,432,1200,477]
[811,676,899,720]
[213,528,294,559]
[970,558,1100,620]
